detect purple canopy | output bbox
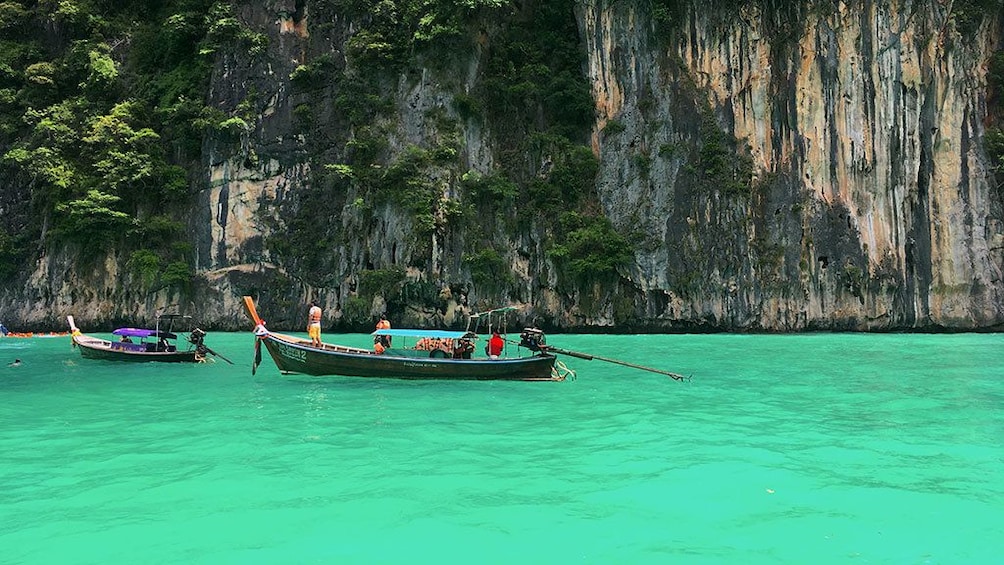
[112,328,178,340]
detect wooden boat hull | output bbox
[259,333,558,380]
[72,335,200,363]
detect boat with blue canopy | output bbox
[244,296,566,381]
[244,297,689,382]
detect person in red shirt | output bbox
[487,331,504,359]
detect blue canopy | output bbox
[113,328,178,340]
[372,329,471,339]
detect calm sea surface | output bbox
[1,332,1002,564]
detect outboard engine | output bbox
[519,328,546,351]
[188,328,209,356]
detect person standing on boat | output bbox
[487,331,504,359]
[307,301,322,347]
[375,312,391,348]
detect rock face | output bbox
[2,1,1003,332]
[581,0,1004,330]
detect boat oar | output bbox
[542,345,689,381]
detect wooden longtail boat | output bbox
[67,315,226,364]
[243,296,563,381]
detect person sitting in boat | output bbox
[120,335,133,343]
[373,336,386,354]
[453,336,475,359]
[486,331,504,360]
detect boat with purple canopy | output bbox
[67,314,225,363]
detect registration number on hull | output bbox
[277,342,307,363]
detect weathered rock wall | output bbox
[3,0,1003,332]
[582,0,1004,330]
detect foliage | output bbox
[160,259,193,289]
[697,113,753,197]
[365,143,462,245]
[476,0,593,143]
[342,295,371,325]
[522,140,599,217]
[0,2,29,30]
[950,0,1004,35]
[547,212,633,286]
[984,128,1004,186]
[358,267,407,298]
[399,279,443,309]
[460,170,518,203]
[0,228,29,281]
[985,50,1004,189]
[335,0,508,69]
[127,249,160,287]
[55,190,134,238]
[202,2,268,56]
[463,248,514,293]
[0,0,227,285]
[601,120,626,136]
[290,54,338,91]
[127,243,192,291]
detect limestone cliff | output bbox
[2,0,1002,332]
[583,0,1004,330]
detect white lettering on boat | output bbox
[277,343,307,363]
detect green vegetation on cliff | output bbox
[268,0,630,311]
[0,0,250,288]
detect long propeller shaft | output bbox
[543,346,687,381]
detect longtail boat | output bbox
[243,296,565,381]
[67,315,231,364]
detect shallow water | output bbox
[2,332,1002,563]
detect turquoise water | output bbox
[2,332,1002,564]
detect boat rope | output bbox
[551,359,576,381]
